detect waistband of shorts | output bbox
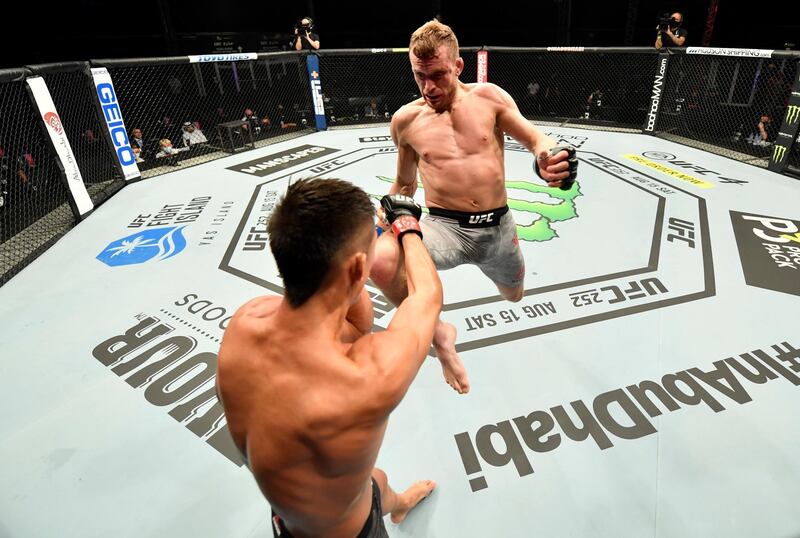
[427,205,509,228]
[271,478,380,538]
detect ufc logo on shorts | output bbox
[469,212,494,224]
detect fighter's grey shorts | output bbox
[420,205,525,288]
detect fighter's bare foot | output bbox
[434,321,470,394]
[390,480,436,524]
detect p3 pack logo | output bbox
[43,112,63,135]
[730,211,800,296]
[97,226,188,267]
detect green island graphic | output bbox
[373,175,582,242]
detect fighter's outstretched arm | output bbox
[350,198,442,409]
[492,84,575,187]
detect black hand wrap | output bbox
[380,194,423,240]
[534,145,578,191]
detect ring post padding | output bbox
[25,75,94,220]
[642,53,670,135]
[769,59,800,174]
[306,54,327,131]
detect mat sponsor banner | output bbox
[632,151,747,186]
[91,68,141,181]
[26,76,93,216]
[686,47,773,58]
[358,135,392,143]
[454,340,800,491]
[624,154,715,188]
[227,144,339,176]
[730,211,800,296]
[188,52,257,63]
[92,311,243,466]
[96,196,214,267]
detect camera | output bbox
[294,17,313,34]
[657,13,674,31]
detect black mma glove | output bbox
[534,145,578,191]
[380,194,423,240]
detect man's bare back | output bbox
[218,295,388,536]
[393,82,509,212]
[217,179,441,537]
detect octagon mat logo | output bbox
[371,175,582,242]
[97,226,188,266]
[221,148,714,351]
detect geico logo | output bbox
[97,82,135,166]
[742,214,799,243]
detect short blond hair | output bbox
[410,20,459,61]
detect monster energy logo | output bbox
[773,145,788,163]
[373,175,581,242]
[786,105,800,125]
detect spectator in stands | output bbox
[132,145,145,163]
[155,139,185,164]
[17,152,37,187]
[748,114,776,146]
[276,104,298,129]
[83,129,98,144]
[182,121,208,147]
[364,98,380,118]
[130,128,145,151]
[159,115,181,142]
[292,17,320,51]
[584,88,604,119]
[655,12,687,49]
[523,80,542,115]
[241,108,271,135]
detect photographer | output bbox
[293,17,320,51]
[655,12,687,49]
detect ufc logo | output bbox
[468,213,494,224]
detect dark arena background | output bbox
[1,1,799,536]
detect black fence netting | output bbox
[32,63,125,204]
[100,55,315,178]
[317,51,419,126]
[2,48,800,289]
[317,48,480,126]
[655,54,798,167]
[0,73,74,286]
[488,49,658,129]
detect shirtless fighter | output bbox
[371,20,578,394]
[217,178,439,537]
